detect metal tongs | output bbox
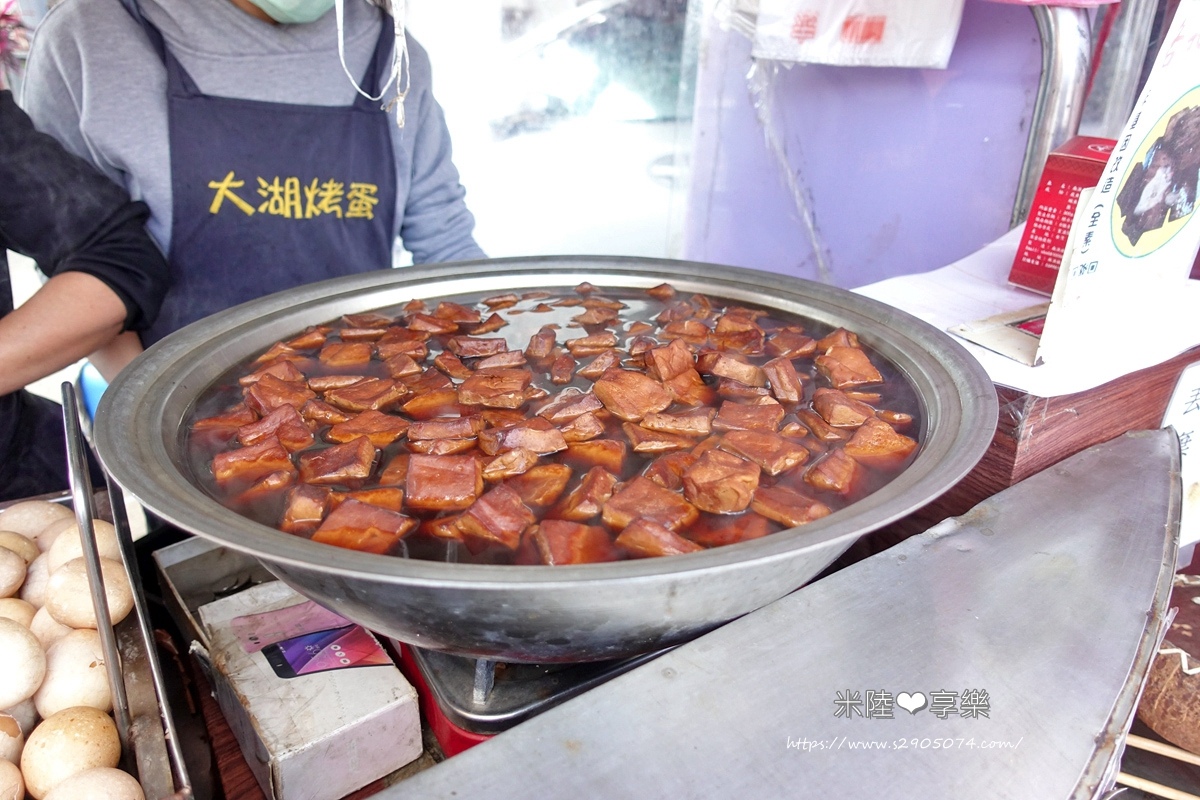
[60,382,192,800]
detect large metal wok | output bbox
[95,257,998,663]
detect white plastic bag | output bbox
[752,0,966,69]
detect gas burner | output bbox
[397,644,671,754]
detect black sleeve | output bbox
[0,90,170,332]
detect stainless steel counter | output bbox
[389,429,1180,799]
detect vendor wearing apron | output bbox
[23,0,484,347]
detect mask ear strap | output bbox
[335,0,409,127]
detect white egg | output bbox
[44,558,133,629]
[0,758,22,800]
[0,533,37,565]
[0,713,22,764]
[46,520,121,575]
[34,630,112,719]
[31,519,76,555]
[0,549,24,599]
[0,503,72,541]
[0,618,45,709]
[43,767,144,800]
[19,555,50,609]
[20,707,120,800]
[29,608,72,651]
[0,599,35,629]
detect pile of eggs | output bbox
[0,500,144,800]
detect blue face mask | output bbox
[247,0,335,24]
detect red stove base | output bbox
[396,644,493,757]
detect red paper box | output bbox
[1009,135,1117,295]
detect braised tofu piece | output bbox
[556,466,619,521]
[252,341,301,365]
[566,331,619,356]
[716,378,770,401]
[405,454,483,511]
[682,450,760,514]
[718,429,810,476]
[477,350,527,370]
[193,403,258,432]
[640,408,714,438]
[280,484,330,535]
[407,313,459,334]
[875,408,914,429]
[804,448,863,495]
[342,312,395,329]
[766,328,817,359]
[796,409,850,443]
[323,378,407,413]
[465,312,508,335]
[482,292,520,310]
[327,409,410,447]
[525,325,558,360]
[297,436,376,486]
[458,368,533,409]
[616,518,704,558]
[483,447,540,482]
[815,345,883,389]
[593,369,672,422]
[812,388,876,428]
[433,352,473,380]
[479,417,567,456]
[447,336,508,358]
[708,328,765,356]
[319,341,373,368]
[336,326,389,343]
[576,349,621,381]
[455,485,536,550]
[407,415,485,441]
[245,373,317,415]
[763,357,805,404]
[642,451,698,491]
[284,326,331,350]
[384,357,427,381]
[536,388,604,423]
[237,470,296,504]
[433,301,481,325]
[663,369,717,407]
[506,463,572,507]
[696,351,766,387]
[307,374,367,392]
[302,399,352,426]
[378,453,409,487]
[564,439,628,474]
[559,412,605,443]
[602,476,698,532]
[238,405,315,452]
[684,512,775,548]
[376,328,429,360]
[239,359,306,388]
[550,353,577,384]
[711,400,785,433]
[534,520,618,565]
[403,367,454,394]
[573,306,620,326]
[661,319,710,345]
[312,499,416,554]
[843,417,918,469]
[646,282,676,301]
[480,409,528,429]
[816,327,860,351]
[407,438,478,456]
[644,338,695,382]
[330,487,405,512]
[402,388,463,419]
[622,423,693,454]
[213,437,296,488]
[751,485,832,527]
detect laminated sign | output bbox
[752,0,965,69]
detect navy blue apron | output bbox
[120,0,398,344]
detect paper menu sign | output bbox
[1161,361,1200,548]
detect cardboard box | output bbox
[193,581,422,800]
[1009,136,1116,295]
